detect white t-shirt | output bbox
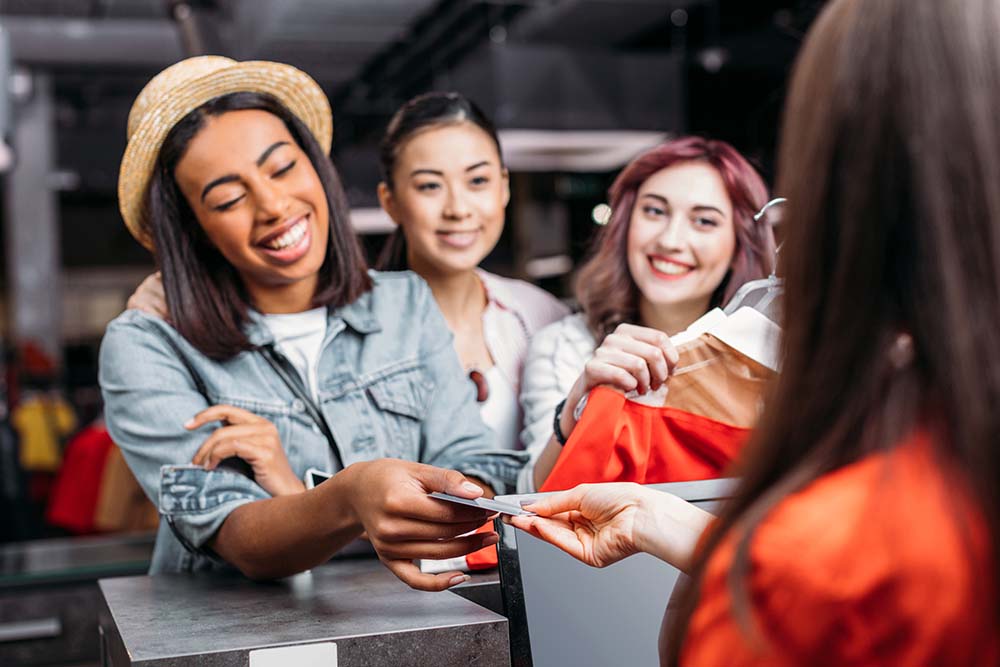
[260,307,327,401]
[475,270,570,451]
[478,365,519,451]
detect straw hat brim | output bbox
[118,60,332,250]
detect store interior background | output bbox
[0,0,824,545]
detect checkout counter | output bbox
[98,559,509,666]
[1,533,508,666]
[5,480,730,666]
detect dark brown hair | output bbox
[146,91,372,360]
[668,0,1000,661]
[374,91,502,271]
[575,136,775,340]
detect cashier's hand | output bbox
[127,271,169,321]
[561,324,679,435]
[188,405,305,497]
[344,459,499,592]
[505,483,649,568]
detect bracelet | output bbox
[553,398,569,446]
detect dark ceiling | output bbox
[1,0,826,158]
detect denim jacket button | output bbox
[291,399,306,413]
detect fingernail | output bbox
[519,500,535,508]
[461,481,482,495]
[184,419,196,429]
[449,574,471,587]
[482,533,499,545]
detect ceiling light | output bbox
[498,130,668,173]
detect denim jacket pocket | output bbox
[364,365,434,457]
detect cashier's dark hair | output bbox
[375,91,502,270]
[667,0,1000,662]
[145,92,371,361]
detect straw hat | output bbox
[118,56,333,250]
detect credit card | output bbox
[429,492,537,517]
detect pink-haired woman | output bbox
[518,136,777,492]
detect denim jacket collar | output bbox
[335,288,383,335]
[244,290,383,348]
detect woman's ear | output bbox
[377,181,401,226]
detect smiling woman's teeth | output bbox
[265,221,306,249]
[651,258,690,275]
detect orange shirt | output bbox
[541,386,749,492]
[679,432,997,666]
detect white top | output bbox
[517,312,596,492]
[475,269,570,450]
[479,365,520,451]
[260,307,327,401]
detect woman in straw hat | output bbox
[128,90,571,456]
[100,56,524,589]
[507,0,999,663]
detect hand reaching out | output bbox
[506,483,648,567]
[506,482,713,573]
[343,459,499,591]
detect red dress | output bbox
[677,431,997,666]
[541,386,750,492]
[541,333,773,492]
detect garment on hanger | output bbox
[723,274,783,324]
[540,308,779,492]
[46,420,113,534]
[93,444,159,532]
[47,420,158,534]
[12,392,77,472]
[540,386,750,491]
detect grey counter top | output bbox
[0,532,154,588]
[99,559,509,667]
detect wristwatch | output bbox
[553,394,590,446]
[552,398,569,446]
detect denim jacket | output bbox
[99,271,527,574]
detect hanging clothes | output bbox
[12,392,77,472]
[0,409,30,542]
[540,386,750,491]
[541,308,779,492]
[46,420,114,534]
[93,444,159,533]
[47,421,159,534]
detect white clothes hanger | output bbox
[722,197,786,322]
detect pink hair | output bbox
[576,136,776,339]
